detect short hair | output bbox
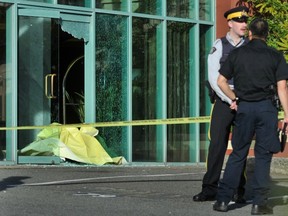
[249,18,269,39]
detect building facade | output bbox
[0,0,229,165]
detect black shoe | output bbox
[251,204,273,215]
[232,193,246,204]
[213,201,228,212]
[193,192,215,202]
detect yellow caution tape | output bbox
[1,112,284,131]
[0,116,211,131]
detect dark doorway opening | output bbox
[58,30,85,124]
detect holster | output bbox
[269,85,281,111]
[279,122,287,152]
[205,80,216,103]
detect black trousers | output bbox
[217,100,278,205]
[201,96,246,196]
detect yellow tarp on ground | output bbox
[20,124,126,165]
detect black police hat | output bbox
[224,6,249,21]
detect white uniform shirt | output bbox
[208,32,246,104]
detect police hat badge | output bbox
[224,6,249,20]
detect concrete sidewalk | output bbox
[270,157,288,175]
[0,164,287,216]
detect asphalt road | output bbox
[0,164,287,216]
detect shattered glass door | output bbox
[17,9,89,163]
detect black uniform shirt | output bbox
[219,39,288,101]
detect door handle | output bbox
[45,74,57,99]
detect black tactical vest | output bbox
[220,36,249,66]
[220,37,249,84]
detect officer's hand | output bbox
[282,119,288,134]
[230,101,237,111]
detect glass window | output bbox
[96,0,128,11]
[199,0,212,21]
[132,17,162,162]
[95,14,128,158]
[132,0,162,15]
[58,0,91,7]
[167,0,195,19]
[22,0,54,3]
[18,16,60,150]
[166,21,194,162]
[0,3,12,161]
[199,24,213,162]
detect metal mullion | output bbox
[7,3,18,163]
[126,11,132,163]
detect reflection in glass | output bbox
[199,25,212,162]
[96,0,127,11]
[199,0,212,21]
[0,4,10,161]
[132,18,162,161]
[58,0,91,7]
[95,14,128,158]
[22,0,53,3]
[167,21,194,162]
[132,0,162,15]
[167,0,195,19]
[18,17,59,149]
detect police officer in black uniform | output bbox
[214,18,288,215]
[193,6,249,203]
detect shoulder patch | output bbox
[209,47,217,54]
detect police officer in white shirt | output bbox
[193,6,249,203]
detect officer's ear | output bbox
[248,30,252,40]
[227,20,233,28]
